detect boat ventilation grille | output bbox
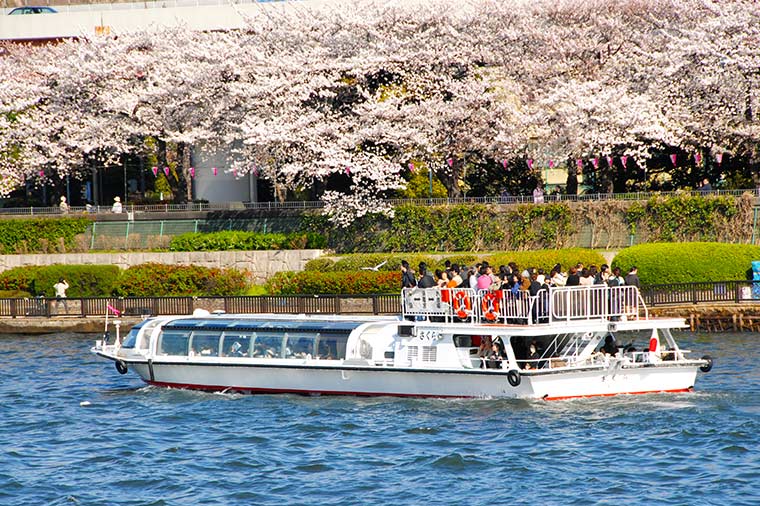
[422,346,437,362]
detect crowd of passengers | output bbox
[401,259,641,296]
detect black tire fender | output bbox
[115,360,128,375]
[507,369,521,387]
[699,355,713,373]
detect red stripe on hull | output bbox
[544,387,693,401]
[146,380,694,400]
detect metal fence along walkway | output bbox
[1,281,759,319]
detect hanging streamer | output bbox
[716,153,723,165]
[447,158,454,167]
[502,159,508,170]
[592,157,600,169]
[576,159,583,169]
[695,153,702,165]
[409,162,415,172]
[527,159,533,170]
[212,167,218,176]
[607,156,614,168]
[152,166,158,177]
[670,154,677,167]
[621,156,629,168]
[548,160,554,169]
[345,166,351,175]
[164,166,170,177]
[189,167,195,179]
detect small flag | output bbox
[152,166,158,177]
[670,154,677,167]
[106,304,121,316]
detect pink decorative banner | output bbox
[592,157,599,169]
[232,169,237,178]
[621,155,629,168]
[408,162,415,172]
[253,167,259,177]
[152,166,158,177]
[548,160,554,169]
[695,153,702,165]
[576,159,583,169]
[345,166,351,175]
[527,159,533,170]
[502,159,508,169]
[447,158,453,167]
[670,154,677,167]
[106,304,121,316]
[607,156,614,167]
[189,167,195,179]
[212,167,218,176]
[716,153,723,165]
[38,170,44,178]
[164,166,170,177]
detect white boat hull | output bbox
[117,358,700,400]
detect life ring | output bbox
[115,360,128,375]
[452,291,472,319]
[481,292,500,322]
[507,369,521,387]
[699,355,713,373]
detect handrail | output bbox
[2,188,758,217]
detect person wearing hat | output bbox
[111,196,122,213]
[59,196,69,214]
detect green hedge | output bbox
[0,217,90,253]
[0,265,120,297]
[114,263,248,296]
[611,242,760,286]
[169,231,326,252]
[0,263,249,297]
[266,271,401,295]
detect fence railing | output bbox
[2,189,758,217]
[2,281,759,319]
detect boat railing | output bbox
[401,285,648,324]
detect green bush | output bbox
[114,263,249,296]
[304,258,336,272]
[486,249,607,273]
[266,271,401,295]
[169,230,326,251]
[612,242,760,286]
[0,217,90,253]
[0,264,120,297]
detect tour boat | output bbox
[91,285,713,400]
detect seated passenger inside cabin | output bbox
[230,341,245,357]
[477,336,493,360]
[486,337,505,369]
[524,340,540,369]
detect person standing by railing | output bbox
[624,266,641,289]
[53,278,69,315]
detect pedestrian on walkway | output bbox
[53,278,69,315]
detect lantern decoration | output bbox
[670,154,677,167]
[695,153,702,165]
[163,166,170,177]
[152,166,158,177]
[447,158,454,167]
[527,159,533,170]
[621,156,629,168]
[548,160,554,169]
[716,153,723,165]
[189,167,195,179]
[212,167,218,176]
[592,157,600,169]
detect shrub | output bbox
[0,217,90,254]
[0,264,120,297]
[266,271,401,295]
[114,263,248,296]
[304,258,336,272]
[486,249,607,273]
[612,242,760,286]
[169,230,326,251]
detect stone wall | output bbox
[0,250,323,284]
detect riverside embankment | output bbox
[3,302,760,334]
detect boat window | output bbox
[190,331,221,357]
[158,329,191,356]
[286,334,316,359]
[316,334,348,360]
[221,332,252,357]
[252,334,285,358]
[453,335,475,347]
[120,323,145,349]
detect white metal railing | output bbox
[401,285,648,325]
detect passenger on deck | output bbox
[417,263,436,288]
[401,260,417,289]
[525,340,540,369]
[435,269,449,288]
[601,334,619,356]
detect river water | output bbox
[0,331,757,506]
